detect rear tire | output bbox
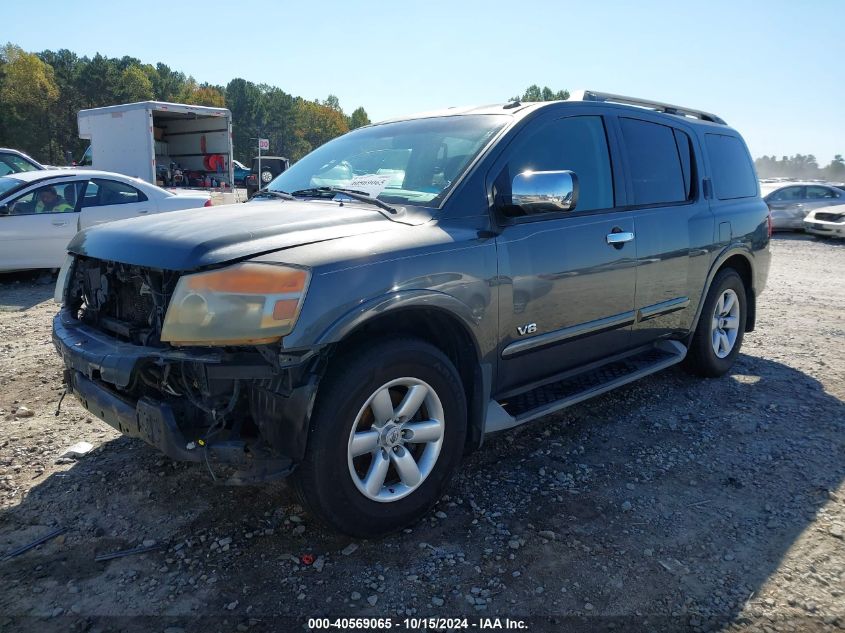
[291,338,466,537]
[683,268,747,377]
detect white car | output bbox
[804,203,845,238]
[0,170,211,271]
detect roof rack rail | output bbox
[568,90,726,125]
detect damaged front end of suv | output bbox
[53,255,322,484]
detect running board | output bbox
[485,340,687,433]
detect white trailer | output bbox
[78,101,234,189]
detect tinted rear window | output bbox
[620,118,686,205]
[705,134,757,200]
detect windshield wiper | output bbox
[252,189,296,201]
[290,187,398,215]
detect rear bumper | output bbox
[53,310,318,481]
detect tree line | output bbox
[0,43,371,166]
[18,54,831,187]
[754,154,845,182]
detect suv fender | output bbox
[312,289,493,451]
[314,289,486,349]
[688,243,757,339]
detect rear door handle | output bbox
[606,231,634,244]
[52,220,69,227]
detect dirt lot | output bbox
[0,234,842,633]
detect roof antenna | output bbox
[503,100,521,110]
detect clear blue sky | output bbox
[5,0,844,163]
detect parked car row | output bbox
[0,170,211,271]
[762,181,845,230]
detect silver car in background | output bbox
[761,182,845,230]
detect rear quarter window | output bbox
[705,134,758,200]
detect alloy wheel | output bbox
[710,288,741,359]
[347,377,444,502]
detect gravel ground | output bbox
[0,234,842,633]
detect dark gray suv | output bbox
[52,91,771,536]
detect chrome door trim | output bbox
[636,296,690,322]
[501,310,637,358]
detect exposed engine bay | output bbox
[57,257,324,483]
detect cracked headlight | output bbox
[160,262,310,345]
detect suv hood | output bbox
[67,199,431,271]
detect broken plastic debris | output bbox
[60,441,94,459]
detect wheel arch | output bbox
[689,246,757,338]
[317,293,488,453]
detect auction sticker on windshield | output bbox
[347,174,391,198]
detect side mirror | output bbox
[0,204,10,216]
[511,170,579,213]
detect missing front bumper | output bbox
[53,310,320,484]
[65,369,294,483]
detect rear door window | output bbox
[705,134,758,200]
[620,118,687,205]
[81,179,147,207]
[806,185,838,200]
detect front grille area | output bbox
[814,212,844,223]
[66,256,180,346]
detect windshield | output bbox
[0,176,25,198]
[267,115,509,207]
[0,153,40,175]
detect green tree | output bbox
[226,78,264,161]
[510,84,569,102]
[76,53,120,107]
[348,106,370,130]
[323,94,342,111]
[0,44,60,161]
[38,48,86,163]
[1,44,59,107]
[151,63,186,101]
[291,98,349,160]
[116,64,154,102]
[826,154,845,181]
[177,77,225,106]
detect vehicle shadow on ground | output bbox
[0,271,55,311]
[0,354,842,632]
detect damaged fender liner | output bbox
[53,309,321,482]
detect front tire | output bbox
[683,268,747,377]
[291,338,467,537]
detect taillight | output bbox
[767,210,773,237]
[204,199,213,207]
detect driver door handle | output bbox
[606,231,635,244]
[52,220,69,227]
